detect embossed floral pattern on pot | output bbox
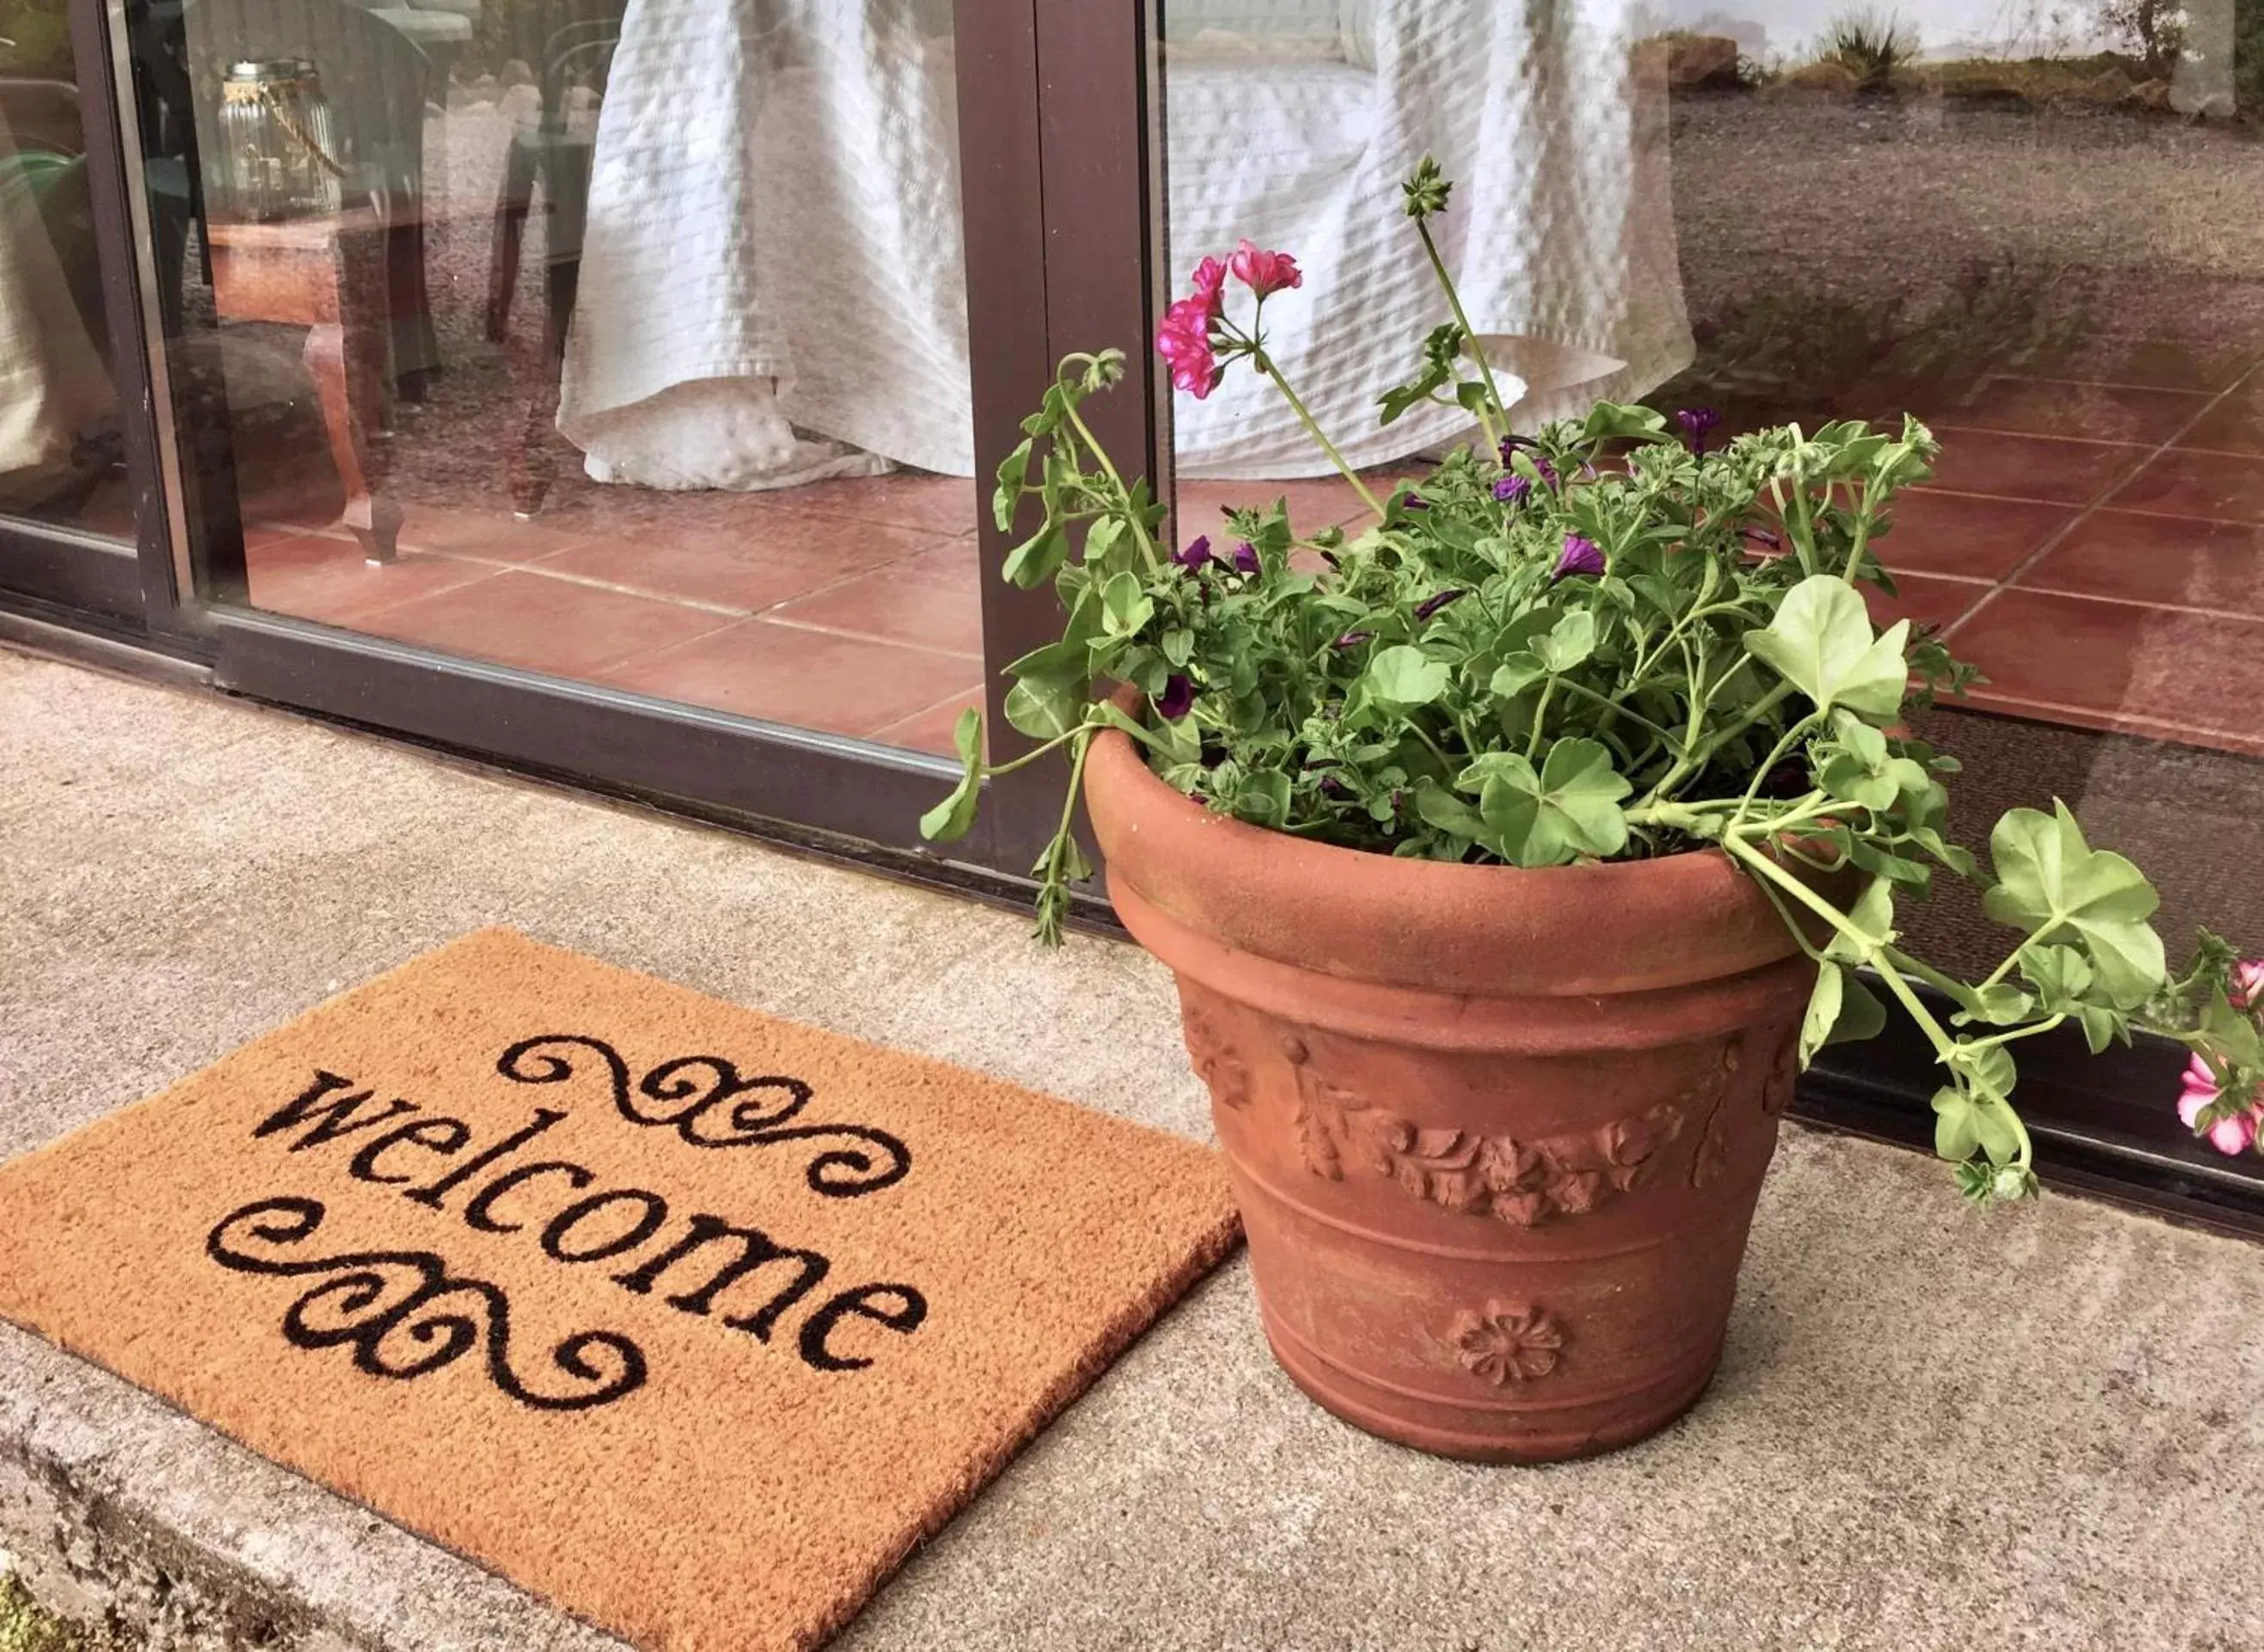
[1290,1053,1683,1226]
[1449,1302,1566,1385]
[1179,1002,1251,1109]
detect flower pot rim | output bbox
[1083,700,1805,998]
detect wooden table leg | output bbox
[323,218,402,563]
[303,322,401,562]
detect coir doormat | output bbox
[0,929,1238,1652]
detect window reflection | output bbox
[137,0,983,755]
[1159,0,2264,974]
[0,9,126,531]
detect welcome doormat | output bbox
[0,929,1238,1652]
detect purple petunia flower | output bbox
[1400,492,1430,512]
[1553,534,1605,580]
[1414,588,1467,621]
[1232,540,1261,574]
[1172,534,1214,571]
[1744,525,1781,549]
[1156,673,1196,720]
[1676,407,1720,454]
[1319,773,1353,800]
[1498,434,1541,463]
[1333,629,1375,648]
[1493,474,1529,503]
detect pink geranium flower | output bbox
[2231,958,2264,1010]
[1155,298,1222,398]
[1190,255,1228,320]
[1229,238,1302,298]
[2179,1053,2261,1156]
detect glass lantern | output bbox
[215,58,344,223]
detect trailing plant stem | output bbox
[1413,218,1507,451]
[1252,347,1384,518]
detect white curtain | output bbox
[0,110,113,495]
[557,0,1689,487]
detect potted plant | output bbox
[920,161,2264,1462]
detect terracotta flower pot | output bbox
[1082,720,1820,1463]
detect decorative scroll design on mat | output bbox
[1178,1004,1251,1109]
[1288,1048,1684,1226]
[1449,1301,1566,1385]
[497,1035,910,1195]
[206,1197,647,1412]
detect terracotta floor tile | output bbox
[355,568,736,679]
[2106,449,2264,524]
[1945,589,2264,740]
[1916,378,2211,446]
[2172,385,2264,457]
[242,518,344,551]
[596,620,981,738]
[762,472,979,537]
[244,537,503,628]
[531,517,949,615]
[2015,510,2264,616]
[769,539,983,654]
[391,502,592,564]
[1923,430,2150,506]
[1175,476,1374,539]
[1873,491,2080,581]
[1866,572,1991,635]
[2034,336,2260,394]
[869,686,988,758]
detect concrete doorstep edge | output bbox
[0,1323,622,1652]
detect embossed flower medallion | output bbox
[1449,1301,1566,1385]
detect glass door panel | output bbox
[129,0,980,755]
[1150,0,2262,1172]
[0,6,134,537]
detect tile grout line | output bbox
[1941,358,2264,644]
[867,684,989,748]
[1957,690,2264,761]
[755,613,984,664]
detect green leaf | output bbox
[917,708,985,843]
[1802,959,1892,1063]
[1581,402,1670,443]
[1002,522,1067,588]
[1823,875,1896,964]
[2017,943,2092,1008]
[1800,962,1844,1067]
[1931,1087,1979,1162]
[1744,575,1911,720]
[1972,1094,2021,1164]
[1489,653,1548,699]
[2076,1004,2123,1054]
[1083,515,1129,574]
[1099,569,1154,636]
[1237,769,1293,826]
[994,438,1034,531]
[1475,738,1631,867]
[1979,800,2165,1009]
[1366,644,1451,709]
[1533,610,1598,674]
[1004,676,1080,740]
[1412,777,1485,839]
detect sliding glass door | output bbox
[1140,0,2263,1215]
[14,0,1156,875]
